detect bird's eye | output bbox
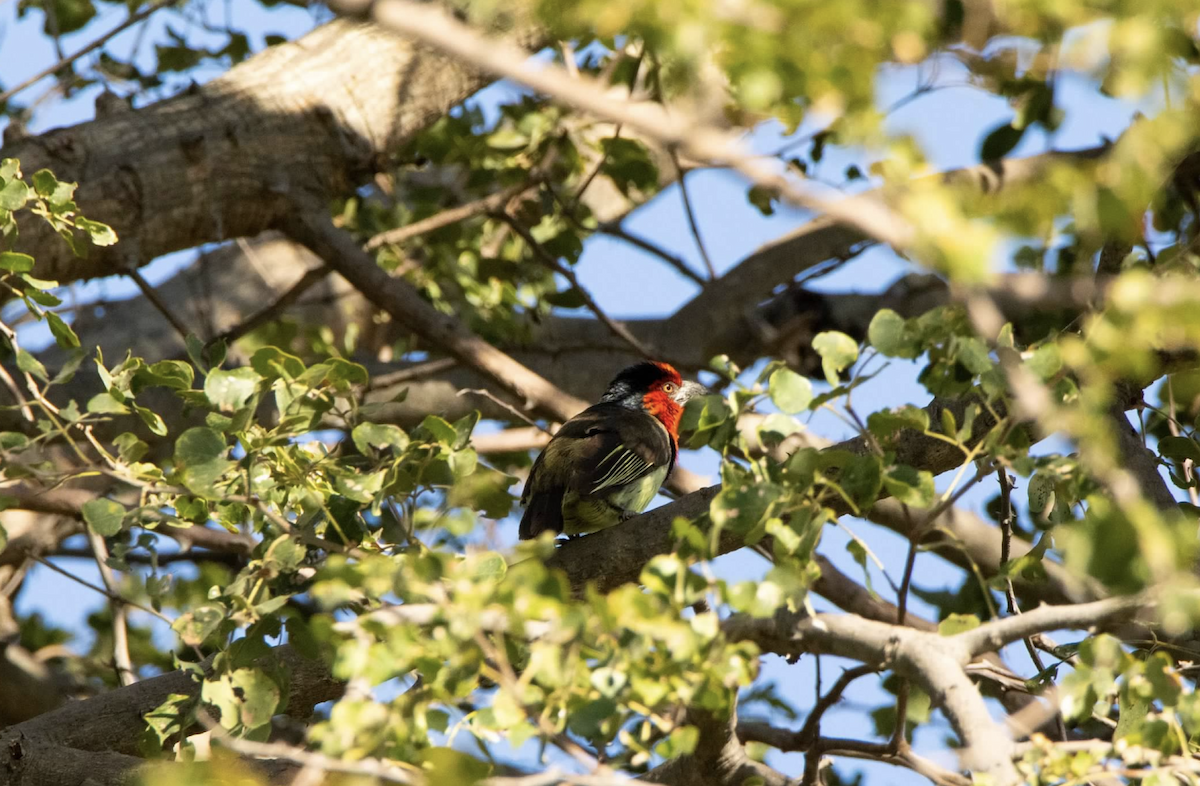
[662,382,677,394]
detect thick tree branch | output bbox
[0,17,539,285]
[722,610,1017,784]
[0,645,341,758]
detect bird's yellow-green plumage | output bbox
[519,362,707,540]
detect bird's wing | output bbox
[557,404,674,496]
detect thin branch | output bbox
[206,264,330,348]
[282,205,590,423]
[594,221,707,287]
[458,388,552,433]
[497,211,661,360]
[51,546,244,567]
[86,530,137,686]
[957,591,1154,658]
[364,182,537,251]
[28,554,173,625]
[120,263,194,342]
[0,0,175,105]
[198,712,419,784]
[672,156,717,279]
[367,357,459,390]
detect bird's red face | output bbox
[639,363,705,442]
[600,361,709,443]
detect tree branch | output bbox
[0,645,342,758]
[335,0,916,251]
[282,206,590,422]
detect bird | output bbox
[519,362,708,540]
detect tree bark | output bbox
[0,17,536,285]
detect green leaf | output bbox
[76,217,117,246]
[600,137,659,195]
[0,178,29,210]
[30,169,58,198]
[0,432,30,451]
[143,693,194,748]
[16,349,48,382]
[0,522,7,551]
[417,748,491,785]
[204,367,260,411]
[82,498,126,536]
[868,309,918,358]
[768,368,813,413]
[0,252,34,272]
[812,331,859,386]
[980,122,1026,160]
[202,668,280,732]
[175,427,234,497]
[1026,343,1062,380]
[938,613,981,636]
[351,422,410,454]
[45,312,80,349]
[882,465,936,507]
[250,346,305,380]
[134,404,168,436]
[419,415,457,446]
[1159,436,1200,463]
[87,392,131,415]
[173,603,226,647]
[833,453,883,511]
[867,406,929,440]
[139,360,195,391]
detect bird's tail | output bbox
[519,488,564,540]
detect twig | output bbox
[28,554,174,625]
[1166,380,1200,507]
[593,220,707,287]
[672,155,717,279]
[457,388,553,433]
[51,547,244,567]
[994,466,1065,739]
[364,182,536,251]
[796,664,877,747]
[0,0,176,105]
[87,530,137,686]
[282,205,590,423]
[197,711,419,784]
[367,357,458,391]
[497,211,661,360]
[0,361,35,422]
[120,263,194,342]
[206,265,330,348]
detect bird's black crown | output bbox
[599,362,677,408]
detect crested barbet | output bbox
[519,362,707,540]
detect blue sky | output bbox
[0,2,1164,782]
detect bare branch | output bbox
[957,592,1154,658]
[722,610,1017,783]
[365,182,536,251]
[0,645,341,757]
[86,530,138,686]
[499,211,661,360]
[282,207,590,422]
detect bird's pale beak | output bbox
[673,380,709,405]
